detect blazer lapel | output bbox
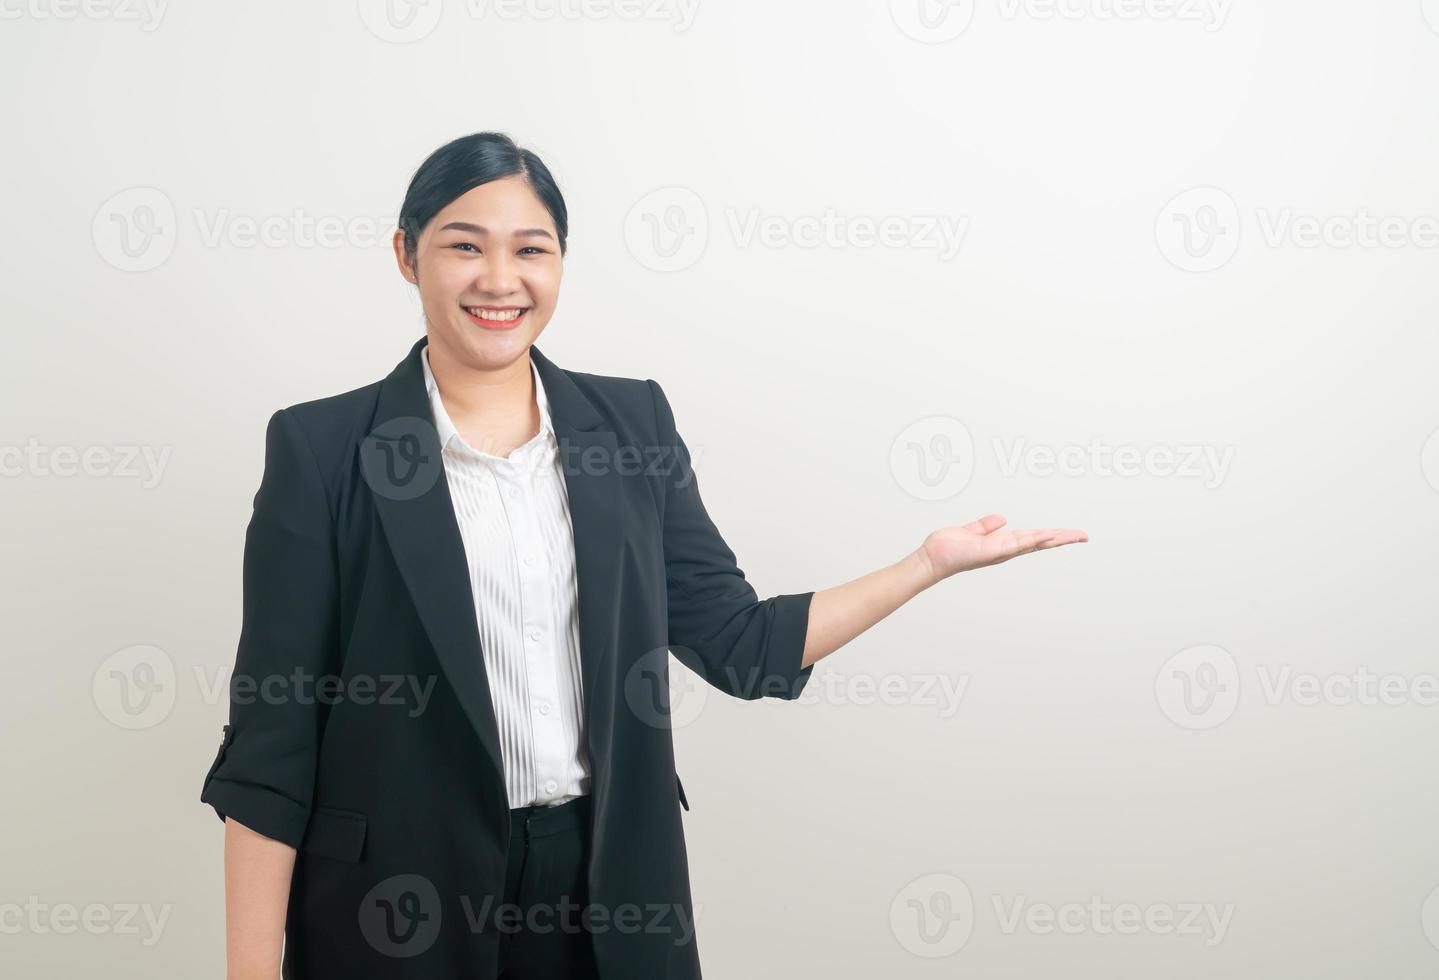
[364,336,622,791]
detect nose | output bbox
[470,250,523,299]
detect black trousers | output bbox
[497,794,600,979]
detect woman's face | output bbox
[393,174,563,370]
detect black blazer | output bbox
[200,335,815,979]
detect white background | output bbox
[3,0,1439,975]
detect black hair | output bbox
[397,131,568,263]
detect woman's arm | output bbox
[223,818,295,980]
[800,514,1088,669]
[200,407,340,974]
[646,380,1088,696]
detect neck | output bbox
[426,336,538,434]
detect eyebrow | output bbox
[437,221,555,241]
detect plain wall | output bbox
[3,1,1439,975]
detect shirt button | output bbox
[545,780,557,793]
[524,555,536,567]
[538,703,551,716]
[528,629,540,642]
[507,487,520,499]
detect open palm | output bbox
[921,513,1088,582]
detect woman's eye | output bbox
[449,243,545,255]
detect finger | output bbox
[989,528,1084,565]
[1012,527,1087,545]
[1035,530,1088,548]
[963,513,1008,535]
[1003,529,1053,556]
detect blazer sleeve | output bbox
[647,379,815,701]
[199,408,340,848]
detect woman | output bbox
[201,131,1088,980]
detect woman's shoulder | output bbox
[547,364,667,441]
[257,380,387,491]
[279,379,386,440]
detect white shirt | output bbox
[421,343,592,809]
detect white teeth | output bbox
[466,307,525,322]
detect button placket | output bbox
[499,455,568,805]
[425,351,587,810]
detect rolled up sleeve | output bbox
[199,407,339,848]
[647,379,814,701]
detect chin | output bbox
[454,325,532,362]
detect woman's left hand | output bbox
[918,513,1088,584]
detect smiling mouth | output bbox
[463,306,529,327]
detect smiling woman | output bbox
[204,130,1087,980]
[392,134,569,459]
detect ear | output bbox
[391,228,418,285]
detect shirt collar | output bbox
[420,342,555,458]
